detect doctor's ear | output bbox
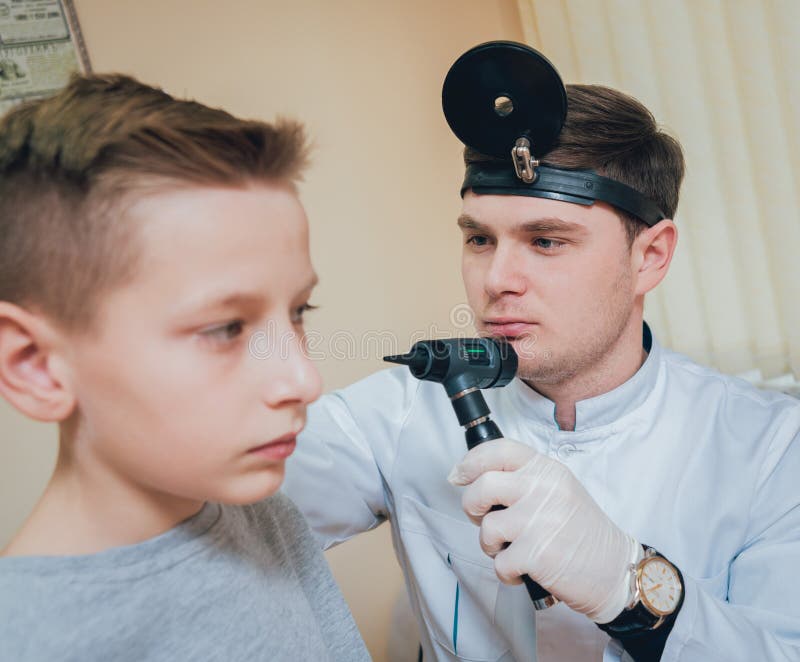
[632,219,678,296]
[0,302,77,422]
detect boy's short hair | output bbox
[465,84,685,244]
[0,74,309,331]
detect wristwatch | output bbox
[599,545,684,637]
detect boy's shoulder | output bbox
[0,497,368,661]
[229,492,315,549]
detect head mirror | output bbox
[442,41,567,160]
[441,40,666,226]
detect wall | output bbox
[0,2,524,660]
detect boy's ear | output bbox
[0,302,76,422]
[633,219,678,296]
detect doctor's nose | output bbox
[261,331,322,409]
[484,248,528,299]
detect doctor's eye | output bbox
[466,235,491,247]
[532,237,564,251]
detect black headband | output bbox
[443,41,666,227]
[461,163,666,226]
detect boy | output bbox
[0,74,370,661]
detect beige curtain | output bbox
[516,0,800,379]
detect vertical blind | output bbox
[516,0,800,379]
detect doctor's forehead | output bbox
[456,211,589,237]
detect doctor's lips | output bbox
[247,431,299,460]
[483,317,537,337]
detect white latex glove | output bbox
[448,438,642,624]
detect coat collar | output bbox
[507,323,660,431]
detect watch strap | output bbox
[598,600,661,635]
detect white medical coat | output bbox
[283,332,800,661]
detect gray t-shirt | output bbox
[0,493,371,661]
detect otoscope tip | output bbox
[383,353,413,365]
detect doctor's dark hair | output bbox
[0,73,309,331]
[464,84,685,245]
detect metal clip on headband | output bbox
[442,41,666,227]
[512,137,538,183]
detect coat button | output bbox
[557,443,577,460]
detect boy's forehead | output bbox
[115,184,312,303]
[173,273,318,318]
[131,184,307,251]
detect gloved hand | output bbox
[448,438,642,624]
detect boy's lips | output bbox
[247,432,298,460]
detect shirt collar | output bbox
[507,322,660,431]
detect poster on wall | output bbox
[0,0,90,115]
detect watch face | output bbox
[639,557,682,616]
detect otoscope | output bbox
[384,337,558,610]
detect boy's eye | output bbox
[200,320,245,343]
[292,303,318,324]
[466,235,490,247]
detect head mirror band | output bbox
[461,164,666,227]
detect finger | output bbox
[493,547,525,585]
[479,490,556,556]
[494,543,538,586]
[461,469,527,523]
[478,508,526,557]
[447,438,539,486]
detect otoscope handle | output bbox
[466,420,503,449]
[464,395,557,609]
[521,576,555,608]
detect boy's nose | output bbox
[261,332,322,408]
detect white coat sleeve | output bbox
[662,425,800,660]
[282,368,420,550]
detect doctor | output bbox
[283,42,800,661]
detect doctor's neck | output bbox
[523,318,647,432]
